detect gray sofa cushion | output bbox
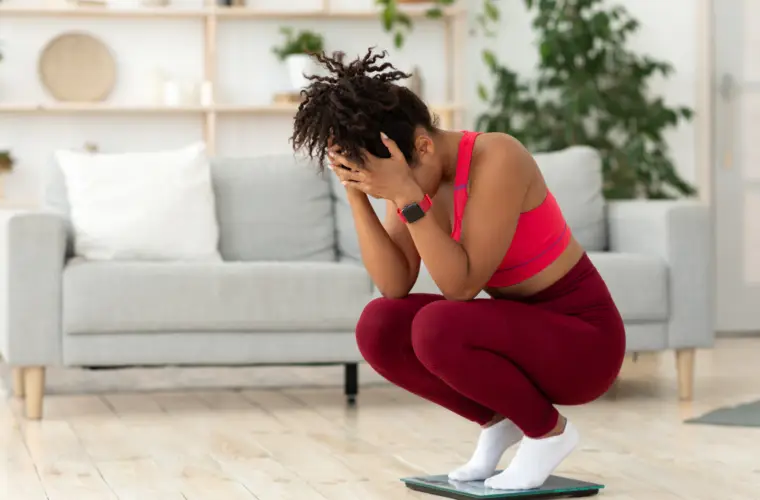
[535,146,607,251]
[329,173,386,261]
[587,252,668,322]
[212,155,335,261]
[404,252,667,322]
[63,259,373,334]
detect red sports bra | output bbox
[451,131,571,288]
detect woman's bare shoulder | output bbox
[470,132,536,179]
[474,132,529,155]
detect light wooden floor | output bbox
[2,339,760,500]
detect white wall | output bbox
[0,0,702,202]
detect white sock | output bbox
[448,418,524,482]
[484,420,579,491]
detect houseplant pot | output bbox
[285,54,315,92]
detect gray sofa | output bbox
[0,147,712,419]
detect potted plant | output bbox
[475,0,695,199]
[272,27,325,92]
[0,151,14,172]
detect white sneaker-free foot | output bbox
[484,420,579,491]
[448,418,524,482]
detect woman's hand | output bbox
[328,133,424,207]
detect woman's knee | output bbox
[355,297,414,366]
[411,301,467,372]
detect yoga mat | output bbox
[685,399,760,427]
[401,474,603,499]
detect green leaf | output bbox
[484,0,499,21]
[394,32,405,48]
[426,7,444,19]
[396,12,413,28]
[477,83,489,101]
[482,49,497,70]
[381,7,394,31]
[272,27,324,60]
[539,41,553,60]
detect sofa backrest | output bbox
[334,145,609,258]
[533,146,607,251]
[210,156,335,261]
[43,145,606,262]
[43,153,337,262]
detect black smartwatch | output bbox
[397,194,433,224]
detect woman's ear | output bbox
[415,134,435,159]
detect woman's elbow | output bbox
[375,282,414,300]
[441,285,481,302]
[379,289,410,300]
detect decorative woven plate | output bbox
[38,32,116,102]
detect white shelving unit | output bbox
[0,3,467,155]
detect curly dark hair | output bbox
[290,48,437,171]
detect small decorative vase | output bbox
[285,54,315,92]
[162,80,182,107]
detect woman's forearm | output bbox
[393,189,474,301]
[407,216,473,300]
[348,190,415,298]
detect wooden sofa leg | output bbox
[675,348,695,401]
[23,367,45,420]
[12,367,25,398]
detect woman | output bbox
[291,49,626,491]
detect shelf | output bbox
[213,6,463,20]
[0,5,465,156]
[213,103,464,114]
[0,102,463,114]
[0,5,463,19]
[216,103,303,113]
[0,103,208,114]
[0,5,207,18]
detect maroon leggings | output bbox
[355,253,626,438]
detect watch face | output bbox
[402,203,426,223]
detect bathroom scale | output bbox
[400,474,603,499]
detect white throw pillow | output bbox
[55,142,222,262]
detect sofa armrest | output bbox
[607,200,713,349]
[0,210,67,366]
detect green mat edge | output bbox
[683,399,760,427]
